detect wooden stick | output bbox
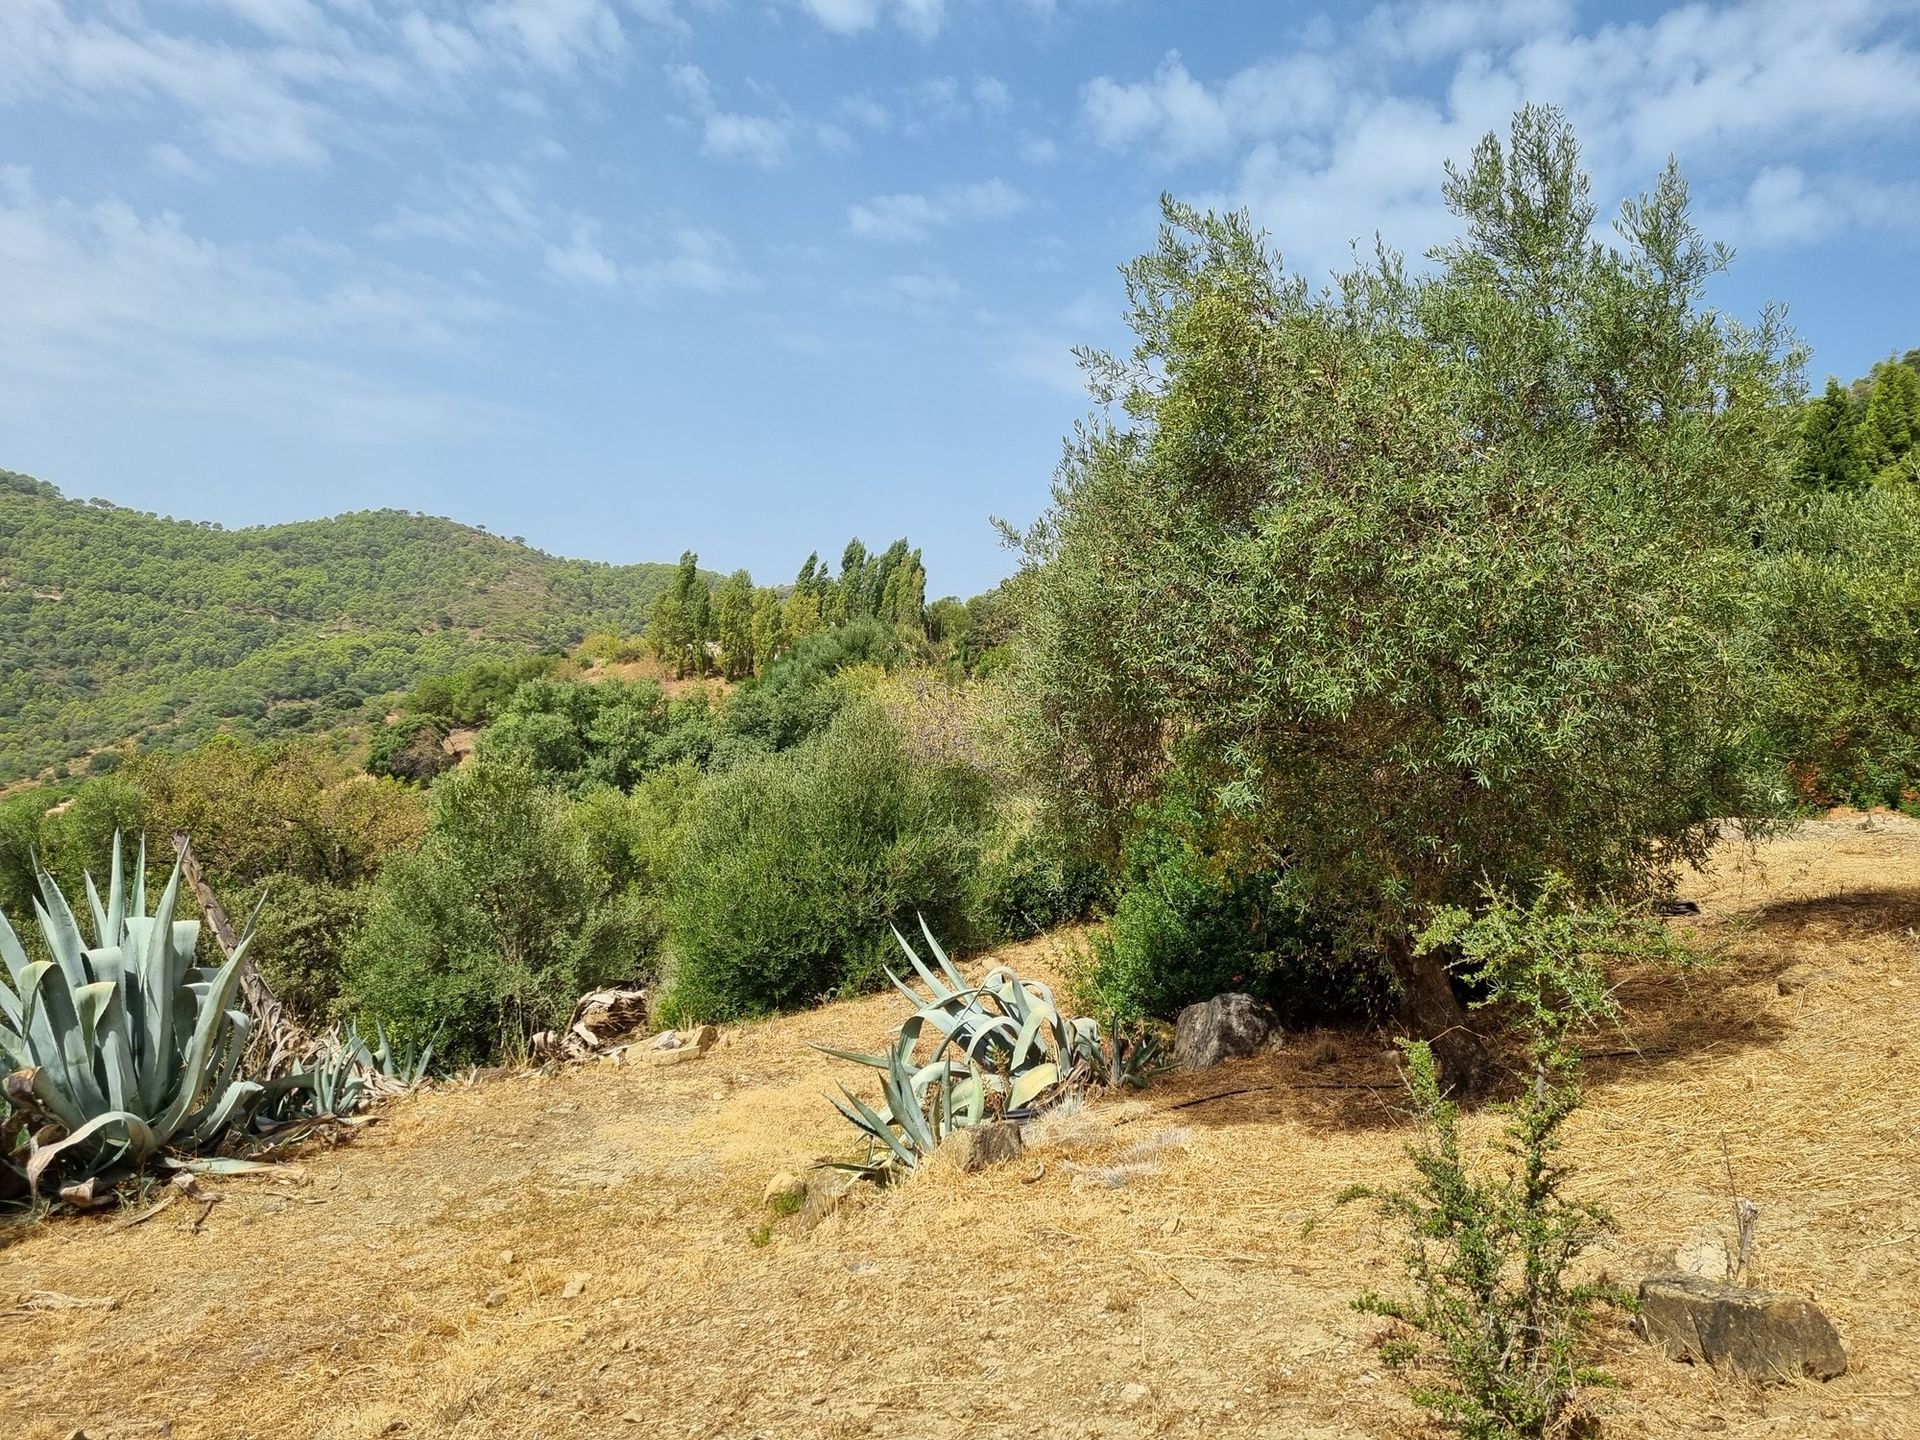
[171,832,311,1076]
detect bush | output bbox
[346,760,640,1065]
[718,616,904,755]
[663,703,993,1022]
[231,874,370,1025]
[368,716,453,784]
[970,819,1106,943]
[1343,884,1657,1439]
[1009,108,1801,1089]
[1076,780,1372,1024]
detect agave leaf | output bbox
[151,942,250,1138]
[26,1109,158,1196]
[1009,1007,1050,1070]
[915,913,969,992]
[0,1022,31,1071]
[808,1041,892,1071]
[135,860,186,1114]
[132,835,147,920]
[6,1063,88,1132]
[84,869,108,949]
[105,831,126,946]
[1009,1061,1061,1111]
[179,1009,253,1138]
[32,870,93,991]
[186,1078,264,1142]
[0,904,33,989]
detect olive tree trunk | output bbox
[1384,932,1492,1096]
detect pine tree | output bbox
[1861,360,1920,484]
[1793,378,1868,491]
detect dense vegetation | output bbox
[1008,107,1919,1087]
[0,474,687,781]
[4,105,1917,1105]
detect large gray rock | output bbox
[1173,993,1282,1070]
[1638,1272,1847,1381]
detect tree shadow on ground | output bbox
[1142,884,1920,1140]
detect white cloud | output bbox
[702,111,792,166]
[0,0,639,171]
[0,165,502,441]
[1706,165,1920,251]
[1360,0,1574,61]
[666,62,795,167]
[1081,51,1345,163]
[382,163,757,296]
[884,269,966,313]
[848,178,1027,242]
[379,166,547,250]
[476,0,628,73]
[1079,4,1920,276]
[147,142,210,182]
[544,219,624,286]
[797,0,946,42]
[972,76,1012,114]
[838,93,892,131]
[545,217,752,296]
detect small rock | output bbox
[561,1273,589,1300]
[1676,1227,1731,1281]
[947,1120,1024,1173]
[650,1031,685,1052]
[763,1171,807,1209]
[648,1044,703,1067]
[1638,1272,1846,1380]
[1173,993,1282,1070]
[1118,1382,1151,1409]
[497,1249,516,1268]
[1777,963,1833,996]
[688,1024,718,1052]
[485,1288,508,1308]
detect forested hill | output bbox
[0,471,683,782]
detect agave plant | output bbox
[883,917,1104,1113]
[258,1019,439,1130]
[0,834,274,1194]
[817,919,1116,1178]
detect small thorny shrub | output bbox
[1342,880,1675,1439]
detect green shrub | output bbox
[970,819,1106,943]
[1344,883,1653,1440]
[1077,781,1369,1024]
[662,703,992,1022]
[345,760,639,1065]
[230,874,370,1025]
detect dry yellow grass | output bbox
[3,816,1918,1439]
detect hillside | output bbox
[0,471,683,782]
[3,818,1915,1439]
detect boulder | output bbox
[947,1121,1024,1173]
[1173,993,1282,1070]
[1638,1272,1846,1381]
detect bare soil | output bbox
[3,815,1917,1439]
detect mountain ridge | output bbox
[0,470,689,782]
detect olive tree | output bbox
[1011,107,1800,1089]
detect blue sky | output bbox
[3,1,1918,597]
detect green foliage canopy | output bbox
[1011,107,1800,1086]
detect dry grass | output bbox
[3,816,1918,1438]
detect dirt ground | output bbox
[3,815,1918,1439]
